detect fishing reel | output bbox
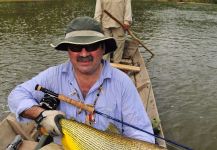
[39,94,60,110]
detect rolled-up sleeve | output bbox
[124,0,132,25]
[8,68,53,122]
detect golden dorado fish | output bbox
[59,119,166,150]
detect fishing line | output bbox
[95,110,192,150]
[166,142,184,150]
[35,84,192,150]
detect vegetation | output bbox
[169,0,217,4]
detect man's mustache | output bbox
[77,56,93,62]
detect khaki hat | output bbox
[51,16,117,54]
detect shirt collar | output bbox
[101,60,112,80]
[61,59,113,96]
[61,60,72,73]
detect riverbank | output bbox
[159,0,217,4]
[0,0,216,4]
[0,0,48,2]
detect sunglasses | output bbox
[68,42,102,52]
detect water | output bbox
[0,1,217,149]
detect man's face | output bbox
[68,42,105,75]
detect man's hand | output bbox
[123,24,130,30]
[35,110,65,136]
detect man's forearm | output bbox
[20,105,45,120]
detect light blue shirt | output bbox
[8,60,155,144]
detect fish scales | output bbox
[60,119,166,150]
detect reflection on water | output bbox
[0,1,217,150]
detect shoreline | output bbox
[0,0,49,2]
[0,0,216,4]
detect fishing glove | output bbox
[39,94,60,110]
[35,110,65,136]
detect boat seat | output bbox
[110,63,140,73]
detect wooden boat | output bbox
[0,38,166,149]
[112,39,166,148]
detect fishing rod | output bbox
[103,10,155,57]
[35,84,192,150]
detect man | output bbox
[94,0,132,63]
[8,17,154,147]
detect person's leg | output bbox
[112,27,125,63]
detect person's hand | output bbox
[123,24,130,30]
[35,110,65,136]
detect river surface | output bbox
[0,1,217,150]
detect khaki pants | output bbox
[103,27,125,63]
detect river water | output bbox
[0,1,217,150]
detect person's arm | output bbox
[8,69,50,122]
[9,88,65,136]
[21,105,65,136]
[8,66,66,136]
[121,77,155,143]
[94,0,102,22]
[20,105,44,119]
[123,0,132,29]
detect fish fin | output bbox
[105,123,120,134]
[151,118,161,135]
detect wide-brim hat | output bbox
[51,17,117,55]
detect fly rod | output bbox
[104,10,155,57]
[35,84,192,150]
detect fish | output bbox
[59,119,166,150]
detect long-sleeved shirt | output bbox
[8,60,155,144]
[94,0,132,28]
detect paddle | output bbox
[103,10,155,57]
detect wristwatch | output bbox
[34,110,46,124]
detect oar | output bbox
[103,10,155,57]
[35,84,192,150]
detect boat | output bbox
[111,38,166,148]
[0,38,167,149]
